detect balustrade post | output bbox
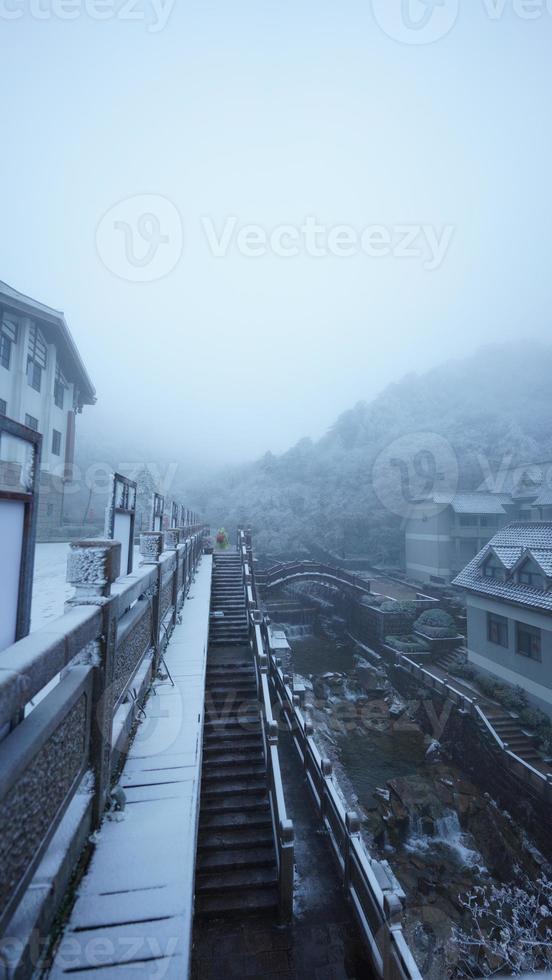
[164,528,180,629]
[344,810,360,896]
[66,539,121,827]
[140,531,164,673]
[320,757,332,826]
[383,892,404,980]
[278,818,294,924]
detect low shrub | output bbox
[413,609,458,638]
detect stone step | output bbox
[198,827,273,851]
[199,810,272,832]
[200,795,269,815]
[203,743,264,760]
[197,847,275,873]
[201,759,266,786]
[194,886,278,918]
[202,777,267,797]
[195,866,278,895]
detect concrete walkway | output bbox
[48,557,213,980]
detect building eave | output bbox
[0,280,96,406]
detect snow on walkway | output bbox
[31,543,141,632]
[48,556,213,980]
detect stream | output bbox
[272,618,550,978]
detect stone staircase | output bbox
[482,706,544,765]
[195,652,279,917]
[209,552,249,645]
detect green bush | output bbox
[414,608,457,638]
[497,685,527,712]
[477,674,500,698]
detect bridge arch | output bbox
[256,560,371,598]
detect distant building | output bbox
[0,280,96,537]
[453,523,552,720]
[404,492,517,584]
[405,469,552,584]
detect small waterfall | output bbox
[282,623,313,641]
[406,809,486,870]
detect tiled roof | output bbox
[491,545,523,570]
[453,523,552,614]
[478,461,552,499]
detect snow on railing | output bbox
[0,526,207,965]
[237,527,421,980]
[237,527,295,923]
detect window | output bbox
[518,567,545,590]
[0,398,6,416]
[487,612,509,647]
[27,360,42,392]
[27,322,47,392]
[459,516,475,527]
[25,413,38,431]
[483,558,505,579]
[480,516,497,528]
[54,363,67,409]
[52,429,61,455]
[47,503,54,516]
[516,622,542,662]
[0,312,18,370]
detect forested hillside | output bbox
[187,342,552,561]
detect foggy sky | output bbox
[1,0,551,466]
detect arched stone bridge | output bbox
[256,559,371,597]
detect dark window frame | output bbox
[0,398,6,416]
[516,622,542,662]
[487,611,509,647]
[25,413,39,432]
[51,429,62,455]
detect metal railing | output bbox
[237,529,294,923]
[238,529,421,979]
[0,525,207,953]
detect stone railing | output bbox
[0,525,206,972]
[398,655,552,802]
[266,646,421,980]
[237,529,294,923]
[238,529,421,979]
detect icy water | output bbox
[284,632,427,799]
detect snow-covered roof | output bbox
[477,461,552,501]
[0,280,96,406]
[453,523,552,614]
[432,492,511,515]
